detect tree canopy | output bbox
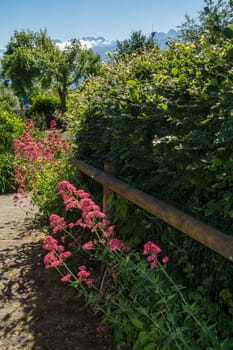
[1,29,101,113]
[113,30,157,60]
[179,0,233,43]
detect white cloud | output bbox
[55,41,72,51]
[55,38,115,51]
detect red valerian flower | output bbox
[82,241,94,250]
[61,274,72,282]
[77,265,91,282]
[143,241,161,255]
[109,238,129,251]
[43,235,59,251]
[49,214,67,233]
[162,256,169,264]
[44,251,63,269]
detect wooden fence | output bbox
[71,158,233,263]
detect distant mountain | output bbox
[155,29,179,49]
[76,30,179,59]
[0,30,179,62]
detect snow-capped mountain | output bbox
[54,36,117,61]
[54,30,178,60]
[0,30,179,62]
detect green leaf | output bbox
[212,157,222,167]
[144,343,156,350]
[127,79,138,86]
[223,26,233,39]
[130,318,144,330]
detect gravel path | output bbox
[0,194,114,350]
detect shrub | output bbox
[30,93,60,129]
[0,152,16,193]
[0,103,24,152]
[13,119,76,216]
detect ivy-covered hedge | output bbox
[67,38,233,232]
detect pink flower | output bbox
[50,120,57,129]
[43,235,59,251]
[82,241,94,250]
[143,241,161,255]
[109,238,129,251]
[162,256,169,264]
[61,274,72,282]
[49,214,67,233]
[143,241,163,269]
[44,251,63,269]
[102,225,115,238]
[86,278,94,286]
[78,265,87,271]
[77,269,91,282]
[150,260,158,269]
[59,251,72,258]
[147,254,158,269]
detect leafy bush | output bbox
[30,93,60,129]
[0,103,24,152]
[66,38,233,229]
[65,33,233,341]
[0,101,24,192]
[13,119,76,216]
[0,152,16,193]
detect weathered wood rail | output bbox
[71,158,233,262]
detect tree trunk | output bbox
[58,86,67,114]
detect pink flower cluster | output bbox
[143,241,169,269]
[43,179,169,291]
[109,238,129,251]
[77,265,94,285]
[57,180,117,242]
[43,235,72,270]
[13,119,70,193]
[49,214,67,233]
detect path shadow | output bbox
[0,218,115,350]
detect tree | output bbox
[179,0,233,44]
[1,30,101,113]
[51,39,101,113]
[113,30,157,59]
[1,30,55,97]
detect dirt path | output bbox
[0,194,114,350]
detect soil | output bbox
[0,193,115,350]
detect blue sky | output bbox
[0,0,205,48]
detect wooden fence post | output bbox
[103,162,115,213]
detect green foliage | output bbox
[0,100,24,192]
[1,29,55,97]
[67,37,233,230]
[179,0,233,44]
[1,30,102,114]
[31,93,60,129]
[114,30,157,60]
[0,103,24,152]
[66,26,233,341]
[0,152,16,193]
[40,180,227,349]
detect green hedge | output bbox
[67,39,233,231]
[65,36,233,340]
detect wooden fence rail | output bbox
[71,158,233,263]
